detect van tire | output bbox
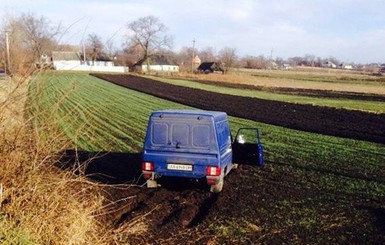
[146,179,158,188]
[210,175,224,193]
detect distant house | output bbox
[339,63,354,70]
[281,64,292,70]
[322,61,337,68]
[196,62,224,74]
[192,55,201,69]
[52,51,128,73]
[133,55,179,73]
[268,61,278,70]
[52,51,83,70]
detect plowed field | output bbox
[92,74,385,144]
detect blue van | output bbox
[141,110,263,192]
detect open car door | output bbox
[232,128,263,166]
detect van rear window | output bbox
[152,123,168,145]
[192,125,210,147]
[172,124,189,146]
[151,122,211,149]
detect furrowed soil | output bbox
[65,74,384,244]
[91,74,385,144]
[191,79,385,102]
[62,150,385,244]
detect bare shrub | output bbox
[0,74,112,244]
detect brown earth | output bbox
[60,150,385,244]
[91,74,385,144]
[191,79,385,102]
[60,74,385,244]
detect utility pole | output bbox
[191,39,195,74]
[269,48,273,71]
[83,43,86,63]
[81,17,92,65]
[5,31,10,75]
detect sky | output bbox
[2,0,385,64]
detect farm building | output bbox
[196,62,224,74]
[339,63,354,70]
[193,55,201,69]
[52,51,128,73]
[132,55,179,73]
[281,64,292,70]
[322,61,337,68]
[52,51,83,70]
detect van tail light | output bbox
[142,161,154,171]
[143,173,152,180]
[206,166,220,176]
[207,178,216,185]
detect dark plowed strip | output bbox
[91,74,385,144]
[191,79,385,102]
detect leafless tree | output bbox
[304,54,316,67]
[240,55,258,69]
[274,57,284,69]
[239,55,269,70]
[122,44,144,66]
[218,47,237,73]
[86,33,104,65]
[20,13,60,62]
[175,46,194,72]
[105,40,117,61]
[288,56,303,67]
[126,16,173,70]
[0,12,61,74]
[198,47,216,62]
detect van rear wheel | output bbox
[210,175,224,193]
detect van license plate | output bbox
[167,163,193,171]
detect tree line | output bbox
[1,13,350,75]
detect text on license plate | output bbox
[167,163,193,171]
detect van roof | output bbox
[150,110,227,120]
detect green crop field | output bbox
[28,72,385,243]
[28,72,190,152]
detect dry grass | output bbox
[0,75,116,244]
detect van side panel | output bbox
[215,119,233,175]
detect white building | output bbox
[52,51,128,73]
[339,63,354,70]
[133,55,179,73]
[322,61,337,68]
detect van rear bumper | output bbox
[143,170,221,187]
[142,170,155,180]
[206,176,221,185]
[143,168,206,179]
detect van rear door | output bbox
[232,128,263,166]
